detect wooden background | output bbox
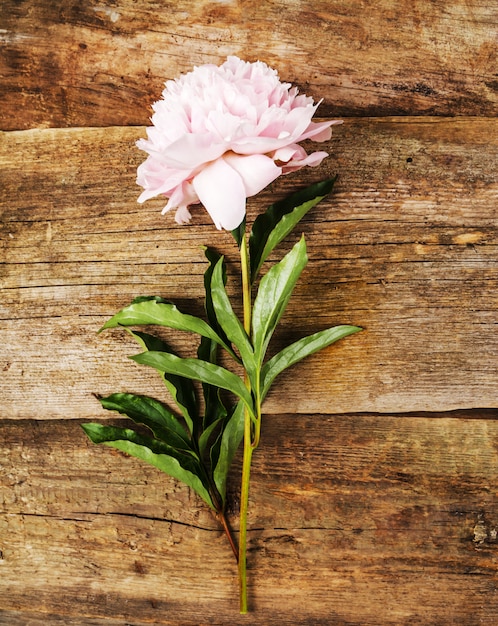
[1,1,497,624]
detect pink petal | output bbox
[162,181,199,214]
[174,206,192,224]
[161,133,227,168]
[223,153,282,197]
[272,144,306,164]
[230,135,287,155]
[282,150,329,173]
[192,158,246,230]
[296,119,342,143]
[136,159,191,203]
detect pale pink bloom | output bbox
[136,56,341,231]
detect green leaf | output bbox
[210,257,255,369]
[129,329,198,435]
[261,325,362,400]
[128,328,174,354]
[198,416,224,458]
[251,236,308,365]
[231,217,246,248]
[249,177,337,282]
[197,336,227,430]
[99,392,193,451]
[99,298,237,360]
[81,423,214,509]
[212,400,245,504]
[130,351,255,419]
[130,295,170,305]
[202,247,230,344]
[199,250,232,432]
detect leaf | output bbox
[130,351,255,419]
[261,325,362,400]
[197,336,227,430]
[210,257,255,370]
[202,247,230,344]
[212,400,245,504]
[129,329,198,435]
[99,392,193,451]
[130,295,170,305]
[251,236,308,366]
[198,416,224,458]
[128,328,174,354]
[231,217,246,249]
[81,423,214,509]
[249,177,337,282]
[99,298,237,360]
[198,250,232,431]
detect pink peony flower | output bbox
[136,56,341,231]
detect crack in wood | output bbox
[14,510,221,532]
[4,512,381,535]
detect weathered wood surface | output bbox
[2,1,498,621]
[1,0,498,131]
[2,117,497,623]
[2,118,497,419]
[1,413,498,624]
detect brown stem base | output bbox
[217,510,239,563]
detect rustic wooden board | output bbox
[1,413,498,624]
[1,0,497,130]
[2,2,497,624]
[2,118,497,419]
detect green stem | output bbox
[238,405,253,613]
[238,231,253,614]
[240,232,251,336]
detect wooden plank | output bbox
[1,413,498,623]
[2,118,497,418]
[1,0,497,130]
[0,614,155,626]
[1,118,498,418]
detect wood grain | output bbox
[1,413,498,624]
[2,1,498,623]
[1,0,497,130]
[2,118,497,419]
